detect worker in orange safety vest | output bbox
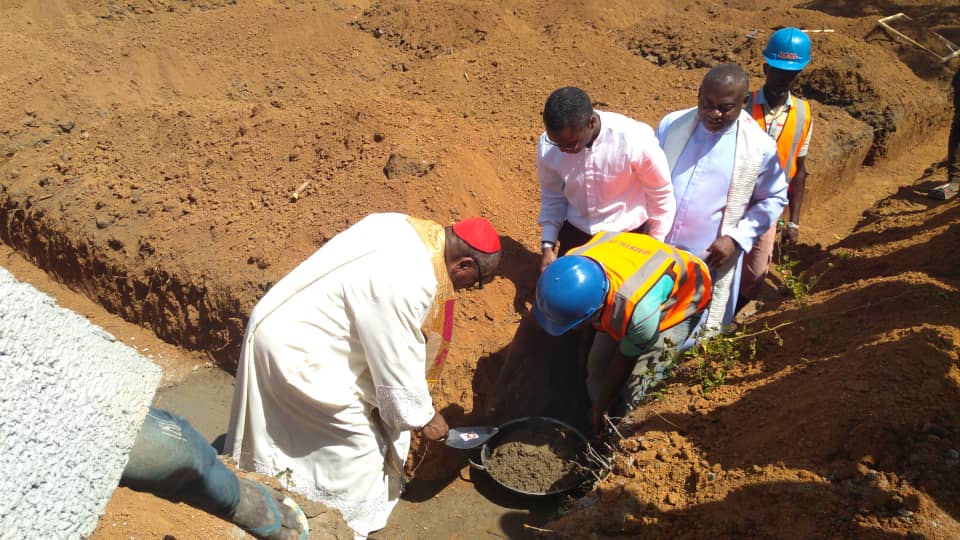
[740,27,814,306]
[533,231,712,434]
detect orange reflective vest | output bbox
[569,232,712,341]
[747,90,811,180]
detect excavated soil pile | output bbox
[1,0,959,537]
[483,419,587,494]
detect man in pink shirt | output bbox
[537,86,676,272]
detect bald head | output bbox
[697,63,749,132]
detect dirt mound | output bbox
[94,464,353,540]
[351,1,497,62]
[1,0,960,537]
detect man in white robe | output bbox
[657,64,788,334]
[225,213,501,537]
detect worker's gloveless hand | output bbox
[591,399,610,438]
[540,249,558,273]
[704,235,738,267]
[421,412,449,441]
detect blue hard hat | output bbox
[763,27,811,71]
[533,255,609,336]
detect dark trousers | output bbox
[120,407,240,516]
[949,87,960,182]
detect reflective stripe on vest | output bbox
[746,91,811,180]
[569,232,712,341]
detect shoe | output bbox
[928,182,959,200]
[231,479,309,540]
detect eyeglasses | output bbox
[544,131,587,152]
[545,116,595,153]
[471,257,484,289]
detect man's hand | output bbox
[591,400,610,438]
[540,248,558,273]
[704,235,738,267]
[421,412,449,441]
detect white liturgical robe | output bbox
[225,213,447,537]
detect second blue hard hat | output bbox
[763,27,811,71]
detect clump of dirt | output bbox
[799,64,879,108]
[350,1,497,62]
[383,153,435,179]
[100,0,238,20]
[483,418,587,494]
[623,27,756,70]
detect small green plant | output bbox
[686,327,758,394]
[646,387,670,402]
[776,255,830,307]
[274,467,294,490]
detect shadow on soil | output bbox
[495,235,541,316]
[799,0,960,21]
[608,316,959,535]
[618,203,960,530]
[599,480,922,539]
[556,175,960,535]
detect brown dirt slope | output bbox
[1,0,952,369]
[0,0,958,537]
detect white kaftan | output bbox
[225,213,443,537]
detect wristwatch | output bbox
[786,222,800,230]
[541,241,556,252]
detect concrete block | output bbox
[0,266,161,539]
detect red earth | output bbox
[1,0,958,538]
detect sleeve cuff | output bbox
[541,224,560,244]
[376,385,436,431]
[723,227,753,254]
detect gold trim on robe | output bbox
[406,217,456,390]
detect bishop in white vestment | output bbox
[225,213,501,537]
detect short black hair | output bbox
[701,64,749,95]
[542,87,593,133]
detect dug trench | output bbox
[2,0,960,538]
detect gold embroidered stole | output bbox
[406,217,456,390]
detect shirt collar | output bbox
[756,88,793,110]
[586,110,606,150]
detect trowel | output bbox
[443,426,499,450]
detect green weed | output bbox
[686,327,758,394]
[273,467,294,490]
[776,255,830,308]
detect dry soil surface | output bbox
[1,0,959,538]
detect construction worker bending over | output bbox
[533,232,712,434]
